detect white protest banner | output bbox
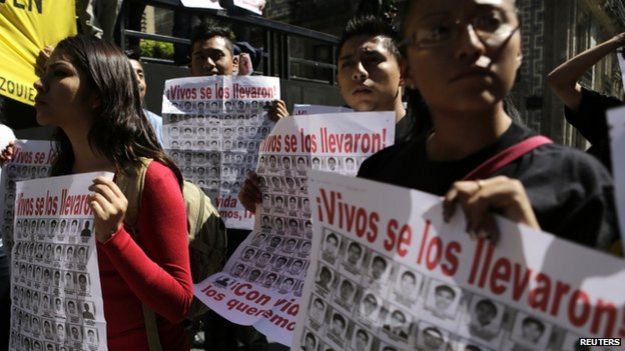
[9,172,112,351]
[0,140,56,257]
[195,112,395,346]
[162,75,280,230]
[618,50,625,88]
[608,105,625,254]
[292,104,353,116]
[180,0,223,9]
[234,0,265,15]
[292,170,625,351]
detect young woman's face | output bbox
[402,0,521,114]
[34,50,96,128]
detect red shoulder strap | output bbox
[463,135,553,180]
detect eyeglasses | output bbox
[402,8,520,49]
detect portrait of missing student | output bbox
[341,241,365,275]
[416,322,450,351]
[460,295,505,343]
[382,307,410,341]
[309,295,327,327]
[357,291,381,325]
[240,247,257,262]
[301,330,318,351]
[505,312,551,351]
[367,254,390,285]
[334,277,357,310]
[278,276,296,293]
[260,272,278,289]
[351,328,372,350]
[327,310,348,345]
[314,265,335,293]
[424,280,462,320]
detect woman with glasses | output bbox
[358,0,618,249]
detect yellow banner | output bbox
[0,0,77,105]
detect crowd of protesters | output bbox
[1,0,624,350]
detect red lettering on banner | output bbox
[384,219,412,257]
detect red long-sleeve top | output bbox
[97,161,193,350]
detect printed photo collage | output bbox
[163,99,274,202]
[10,216,99,351]
[300,227,579,351]
[1,163,52,254]
[224,152,315,296]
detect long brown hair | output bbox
[49,35,182,185]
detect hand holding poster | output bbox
[9,172,112,351]
[162,75,280,230]
[0,1,77,105]
[1,140,56,257]
[194,112,395,346]
[292,170,625,351]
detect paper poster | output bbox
[291,170,625,351]
[0,1,76,105]
[292,104,353,116]
[1,140,56,258]
[234,0,265,15]
[194,112,395,346]
[162,75,280,230]
[180,0,223,10]
[9,172,112,351]
[607,105,625,254]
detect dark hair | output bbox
[50,36,182,185]
[434,284,456,298]
[338,15,400,60]
[521,316,545,333]
[475,299,497,314]
[190,21,235,54]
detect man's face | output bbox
[434,288,455,310]
[522,321,543,342]
[362,295,377,314]
[371,259,386,279]
[400,273,416,292]
[249,270,261,281]
[347,245,361,264]
[259,254,271,265]
[191,36,235,76]
[304,335,315,351]
[337,35,402,112]
[331,317,345,334]
[475,302,496,325]
[339,282,353,300]
[130,59,147,100]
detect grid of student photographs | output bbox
[163,100,274,201]
[2,164,52,252]
[299,227,582,351]
[10,218,99,351]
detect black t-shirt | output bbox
[358,122,618,249]
[395,113,413,144]
[564,87,624,171]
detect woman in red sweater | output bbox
[33,35,193,350]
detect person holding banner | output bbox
[547,32,625,172]
[32,36,193,350]
[358,0,618,248]
[238,15,415,213]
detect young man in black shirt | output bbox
[239,15,412,212]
